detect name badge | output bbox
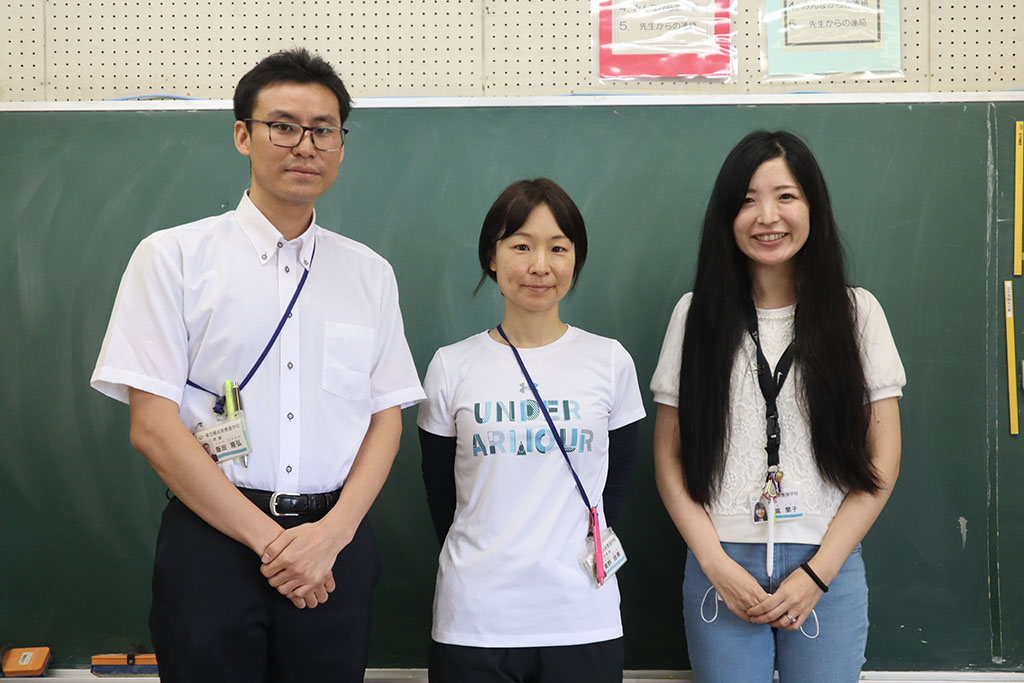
[579,528,627,587]
[194,412,252,465]
[773,488,804,520]
[751,488,804,523]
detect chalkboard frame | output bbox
[1,97,1022,671]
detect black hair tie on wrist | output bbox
[800,563,829,593]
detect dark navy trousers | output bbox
[150,496,380,683]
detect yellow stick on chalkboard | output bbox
[1006,281,1019,435]
[1015,122,1023,276]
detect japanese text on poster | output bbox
[612,1,719,55]
[783,0,881,47]
[598,0,733,79]
[764,0,901,77]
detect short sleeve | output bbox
[90,234,189,405]
[608,341,647,430]
[853,288,907,402]
[417,349,457,437]
[650,293,693,407]
[368,263,426,413]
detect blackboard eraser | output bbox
[1,646,52,677]
[91,653,158,676]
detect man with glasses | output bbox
[91,48,424,683]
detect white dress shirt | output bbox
[92,193,425,493]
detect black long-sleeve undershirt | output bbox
[419,420,642,545]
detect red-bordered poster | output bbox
[598,0,733,78]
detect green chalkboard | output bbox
[2,100,1023,671]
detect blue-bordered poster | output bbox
[764,0,901,77]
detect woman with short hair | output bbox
[419,178,646,683]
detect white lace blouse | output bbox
[650,288,906,544]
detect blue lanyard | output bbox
[495,324,593,513]
[188,244,316,413]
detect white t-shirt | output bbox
[650,288,905,544]
[91,193,425,493]
[418,326,647,647]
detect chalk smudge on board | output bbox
[958,516,968,550]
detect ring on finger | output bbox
[785,612,798,624]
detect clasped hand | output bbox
[708,557,823,631]
[260,521,345,609]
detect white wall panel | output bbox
[0,0,1020,101]
[930,1,1021,89]
[324,0,482,97]
[2,0,43,99]
[483,0,594,94]
[43,0,482,101]
[483,0,935,95]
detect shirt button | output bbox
[287,361,294,369]
[261,253,268,260]
[288,311,293,318]
[286,465,293,473]
[277,241,284,248]
[303,259,309,266]
[284,266,291,273]
[287,412,294,420]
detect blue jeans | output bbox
[682,543,868,683]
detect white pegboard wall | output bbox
[1,0,1021,101]
[484,0,739,94]
[44,0,482,101]
[324,0,481,96]
[931,1,1021,88]
[483,0,592,93]
[483,0,1015,94]
[484,0,931,95]
[1,0,44,99]
[46,0,297,100]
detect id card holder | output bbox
[578,528,627,587]
[773,488,804,520]
[750,489,804,523]
[194,411,252,465]
[751,495,770,524]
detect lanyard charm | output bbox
[193,380,252,467]
[762,466,784,500]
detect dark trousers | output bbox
[150,496,380,683]
[429,638,624,683]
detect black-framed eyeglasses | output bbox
[245,119,348,152]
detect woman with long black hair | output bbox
[652,131,905,682]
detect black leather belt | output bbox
[238,487,341,519]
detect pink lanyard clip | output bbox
[590,507,605,586]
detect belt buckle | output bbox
[270,491,302,517]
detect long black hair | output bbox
[677,130,876,505]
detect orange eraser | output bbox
[91,653,159,676]
[2,646,52,676]
[91,653,158,666]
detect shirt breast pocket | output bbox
[322,322,377,400]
